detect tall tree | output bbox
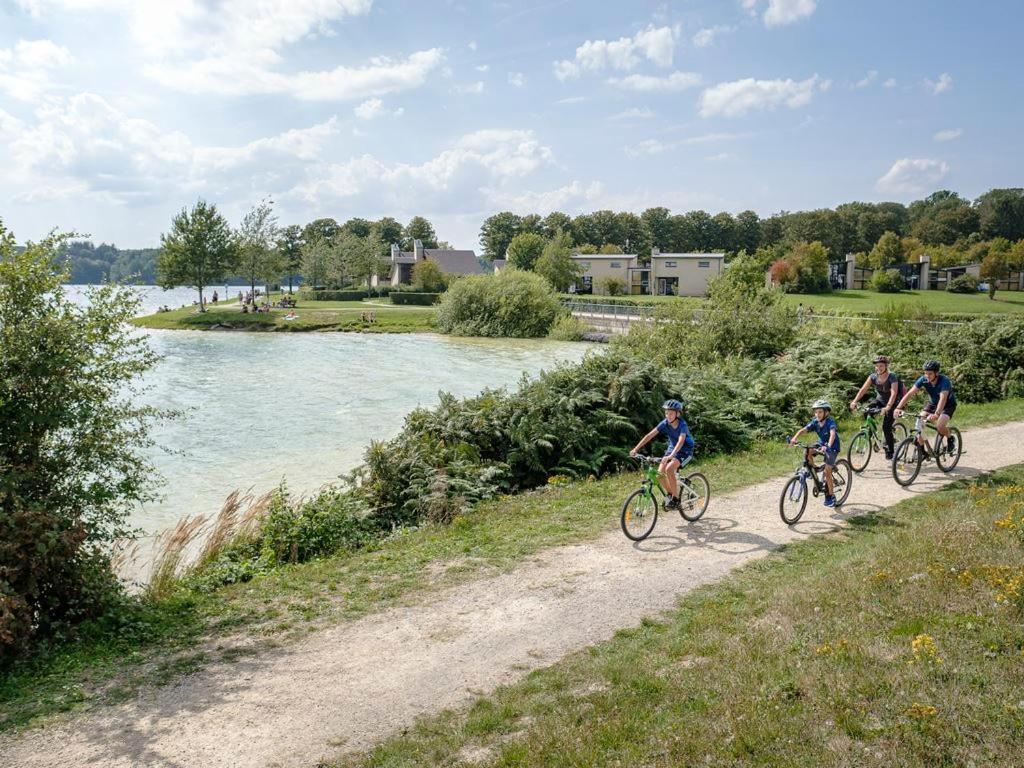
[302,217,341,247]
[373,216,404,252]
[641,207,673,251]
[342,217,373,239]
[535,231,583,291]
[403,216,438,249]
[976,188,1024,242]
[237,199,281,303]
[480,211,522,261]
[276,224,304,294]
[711,212,736,252]
[338,233,383,288]
[908,191,978,245]
[506,232,546,271]
[519,213,544,235]
[542,211,573,240]
[300,237,332,290]
[734,210,761,253]
[616,211,651,256]
[157,200,237,309]
[868,231,903,269]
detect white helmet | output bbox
[812,399,832,411]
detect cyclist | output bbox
[848,354,906,459]
[894,360,957,454]
[630,399,695,510]
[789,399,840,507]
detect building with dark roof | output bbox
[387,239,488,286]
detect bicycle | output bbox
[621,455,711,541]
[847,404,908,473]
[891,412,963,487]
[779,443,853,525]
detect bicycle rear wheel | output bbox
[621,488,658,541]
[780,476,808,525]
[678,472,710,522]
[831,459,853,506]
[936,426,963,472]
[893,421,908,442]
[847,431,872,473]
[892,437,922,487]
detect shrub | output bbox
[871,268,905,293]
[946,273,979,293]
[506,232,547,271]
[310,289,369,301]
[391,291,441,306]
[437,269,562,337]
[940,315,1024,402]
[411,260,447,293]
[770,241,830,294]
[597,277,627,296]
[547,314,588,341]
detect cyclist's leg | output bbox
[823,448,838,495]
[659,456,681,498]
[875,398,896,455]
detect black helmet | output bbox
[922,360,940,373]
[662,399,683,411]
[873,355,890,365]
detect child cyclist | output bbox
[789,399,841,508]
[629,399,695,510]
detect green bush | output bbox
[391,291,441,306]
[437,269,562,337]
[309,290,369,301]
[940,315,1024,402]
[871,268,905,293]
[547,314,588,341]
[946,273,979,293]
[597,277,627,296]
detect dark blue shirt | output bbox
[805,416,840,451]
[914,374,956,406]
[657,418,695,457]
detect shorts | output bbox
[923,401,957,418]
[821,447,839,467]
[663,448,693,464]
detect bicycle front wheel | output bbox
[847,430,872,473]
[893,421,908,442]
[831,459,854,506]
[621,488,658,541]
[892,437,922,487]
[936,426,963,472]
[780,476,808,525]
[678,472,710,522]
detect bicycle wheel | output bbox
[936,426,963,472]
[621,488,658,541]
[780,476,808,525]
[831,459,854,506]
[847,430,872,473]
[678,472,710,522]
[893,421,908,442]
[892,437,922,487]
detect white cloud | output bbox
[854,70,877,89]
[705,152,736,161]
[0,38,73,100]
[934,128,963,142]
[624,131,747,156]
[467,41,477,51]
[453,80,485,94]
[698,74,823,118]
[486,180,604,214]
[875,158,950,196]
[353,97,403,119]
[692,25,732,47]
[608,107,655,120]
[475,64,489,73]
[762,0,817,27]
[507,71,525,87]
[926,72,953,94]
[608,71,701,92]
[553,24,677,81]
[883,77,897,88]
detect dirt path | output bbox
[5,421,1023,768]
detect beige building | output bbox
[571,250,725,296]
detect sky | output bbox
[0,0,1021,249]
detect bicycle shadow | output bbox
[633,515,780,556]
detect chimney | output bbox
[390,243,400,261]
[652,246,660,256]
[414,239,424,260]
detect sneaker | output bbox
[665,496,680,510]
[884,448,894,461]
[947,436,956,454]
[824,495,836,508]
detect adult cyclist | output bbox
[849,355,906,460]
[894,360,957,454]
[630,399,695,510]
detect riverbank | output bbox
[131,298,437,333]
[3,398,1021,738]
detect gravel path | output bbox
[5,421,1022,768]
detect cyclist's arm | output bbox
[631,427,660,455]
[850,376,872,409]
[670,434,689,456]
[789,426,808,445]
[933,389,949,418]
[885,382,901,410]
[894,385,918,415]
[827,427,838,450]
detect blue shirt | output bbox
[914,374,956,406]
[657,418,695,457]
[805,416,840,451]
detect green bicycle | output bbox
[621,455,711,541]
[847,405,908,473]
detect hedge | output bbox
[391,292,441,305]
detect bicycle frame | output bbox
[793,445,831,494]
[636,455,694,498]
[909,413,944,457]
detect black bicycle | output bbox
[847,404,908,472]
[779,443,853,525]
[891,412,963,487]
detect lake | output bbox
[64,287,591,537]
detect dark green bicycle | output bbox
[847,405,908,473]
[621,455,711,541]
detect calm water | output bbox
[65,287,590,535]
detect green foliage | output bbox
[309,289,370,301]
[276,224,304,293]
[786,241,831,293]
[947,273,979,293]
[479,211,522,262]
[870,268,905,293]
[57,241,160,284]
[411,259,447,292]
[535,231,584,292]
[402,216,438,250]
[980,249,1008,299]
[505,232,547,271]
[941,315,1024,401]
[391,292,441,306]
[236,199,281,297]
[1,222,160,664]
[868,231,903,269]
[597,276,627,296]
[546,314,587,341]
[157,199,238,306]
[437,269,561,337]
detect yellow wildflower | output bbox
[905,703,938,719]
[910,634,943,665]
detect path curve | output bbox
[5,421,1023,768]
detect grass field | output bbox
[3,398,1020,734]
[339,464,1024,767]
[131,298,437,333]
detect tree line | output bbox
[56,241,161,284]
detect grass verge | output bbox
[2,399,1021,734]
[336,464,1024,768]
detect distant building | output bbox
[387,239,487,286]
[570,249,725,296]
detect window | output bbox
[663,261,677,268]
[610,262,622,269]
[698,260,710,268]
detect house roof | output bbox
[570,253,638,260]
[424,249,486,275]
[652,252,724,259]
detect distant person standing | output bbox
[212,290,218,304]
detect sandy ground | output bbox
[4,420,1022,768]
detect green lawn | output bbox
[131,298,437,333]
[780,289,1024,316]
[339,465,1024,767]
[3,398,1020,734]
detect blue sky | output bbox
[0,0,1021,249]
